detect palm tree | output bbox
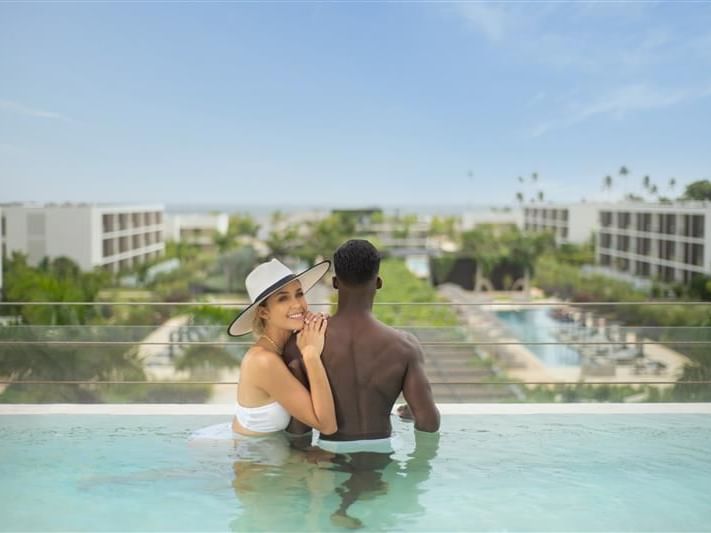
[603,175,613,198]
[516,192,524,204]
[669,177,677,193]
[643,175,651,190]
[537,190,544,203]
[517,176,524,184]
[619,165,629,198]
[531,172,538,183]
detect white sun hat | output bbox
[227,258,331,337]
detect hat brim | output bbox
[227,260,331,337]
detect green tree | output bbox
[681,180,711,201]
[298,213,358,263]
[213,232,234,254]
[4,253,109,325]
[228,214,260,238]
[266,226,301,260]
[461,225,553,286]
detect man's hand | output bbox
[396,403,413,421]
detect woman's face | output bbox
[259,280,307,331]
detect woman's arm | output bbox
[251,314,337,434]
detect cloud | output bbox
[450,3,709,76]
[0,99,69,121]
[453,3,513,43]
[530,83,711,137]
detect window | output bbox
[658,214,676,235]
[102,214,114,233]
[635,261,650,276]
[636,212,652,232]
[635,237,651,255]
[658,240,675,261]
[617,212,630,229]
[102,239,114,257]
[600,211,613,227]
[683,243,704,267]
[600,233,612,249]
[680,214,703,237]
[616,235,630,252]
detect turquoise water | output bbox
[1,414,710,532]
[496,309,582,366]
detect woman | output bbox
[225,258,337,437]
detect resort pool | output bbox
[496,309,582,366]
[1,406,710,532]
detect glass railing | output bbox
[1,300,710,403]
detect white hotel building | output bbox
[1,203,165,274]
[597,203,710,284]
[164,213,229,247]
[523,203,601,245]
[524,201,711,284]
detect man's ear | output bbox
[332,276,339,289]
[376,276,383,289]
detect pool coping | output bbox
[1,403,710,415]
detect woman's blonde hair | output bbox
[251,302,267,338]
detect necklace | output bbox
[261,334,283,355]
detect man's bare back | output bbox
[283,240,439,440]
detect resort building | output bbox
[523,203,601,245]
[596,202,711,284]
[164,213,229,247]
[1,203,165,274]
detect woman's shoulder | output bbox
[242,345,283,370]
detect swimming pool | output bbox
[496,308,582,366]
[2,405,710,532]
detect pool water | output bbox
[1,414,710,531]
[496,309,582,366]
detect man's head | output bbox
[333,239,382,289]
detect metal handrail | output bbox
[1,380,709,386]
[1,301,710,307]
[2,340,711,346]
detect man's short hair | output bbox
[334,239,381,285]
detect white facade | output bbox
[523,203,600,245]
[1,203,165,273]
[164,213,229,247]
[596,202,711,284]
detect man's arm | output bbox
[282,335,313,435]
[401,333,440,432]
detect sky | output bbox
[1,1,710,209]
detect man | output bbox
[284,239,440,441]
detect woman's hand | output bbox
[296,312,327,359]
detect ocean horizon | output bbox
[166,203,514,216]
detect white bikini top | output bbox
[234,400,291,433]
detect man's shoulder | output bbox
[327,316,419,357]
[371,322,423,359]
